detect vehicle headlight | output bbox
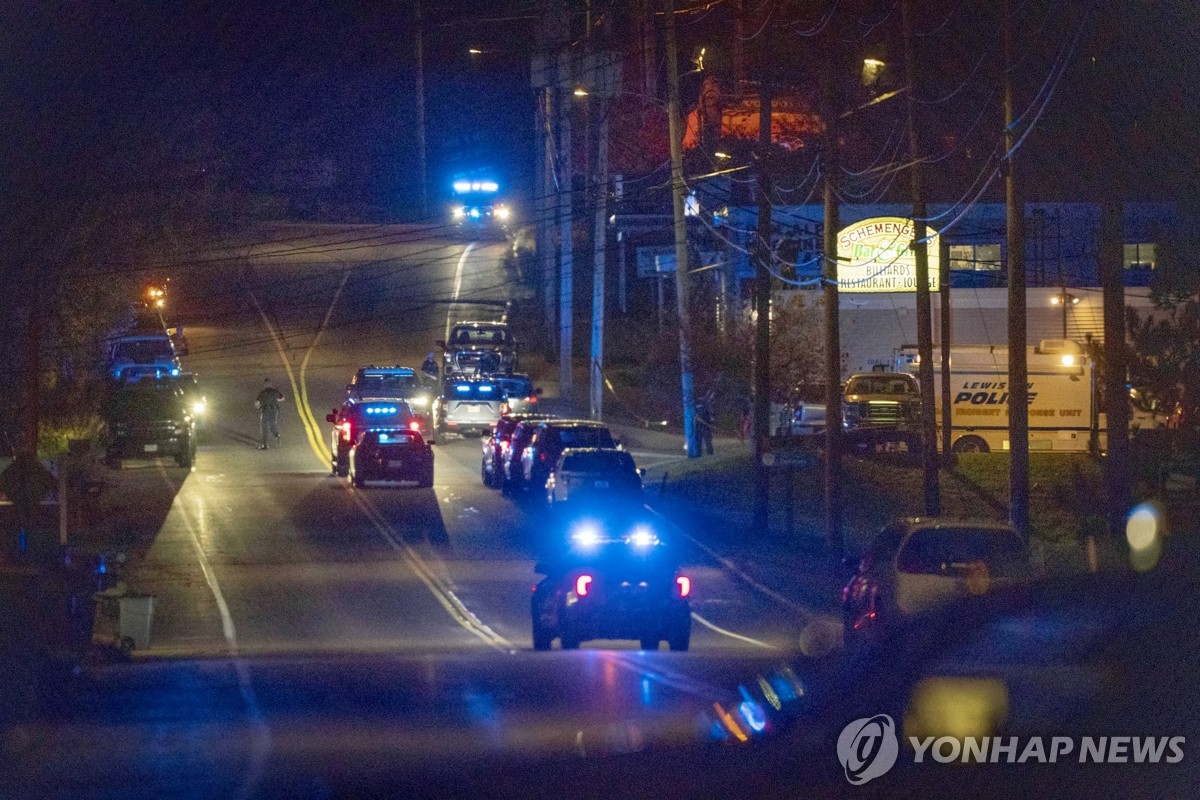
[191,399,207,415]
[410,394,430,408]
[452,206,466,220]
[494,206,511,221]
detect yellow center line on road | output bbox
[250,293,329,467]
[349,487,515,652]
[444,243,475,342]
[252,255,514,653]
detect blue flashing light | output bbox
[570,521,602,549]
[365,406,399,415]
[468,208,481,219]
[739,700,767,733]
[456,384,471,393]
[627,525,659,549]
[453,179,499,194]
[477,385,494,393]
[170,368,180,376]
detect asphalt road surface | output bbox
[6,224,833,798]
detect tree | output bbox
[1126,226,1200,424]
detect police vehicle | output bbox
[348,428,434,489]
[325,399,422,477]
[449,178,512,238]
[530,513,692,651]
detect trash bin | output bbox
[119,594,156,650]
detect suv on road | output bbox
[545,448,644,507]
[520,421,618,498]
[531,515,691,651]
[434,378,507,438]
[493,374,542,415]
[348,429,434,489]
[481,413,554,489]
[438,321,517,377]
[104,378,197,468]
[326,399,422,477]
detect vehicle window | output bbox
[112,340,173,363]
[498,377,533,397]
[557,428,615,448]
[896,527,1028,576]
[355,375,416,395]
[563,450,634,472]
[451,327,509,345]
[862,524,906,569]
[845,375,917,395]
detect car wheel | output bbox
[952,435,989,454]
[667,618,691,652]
[532,621,553,652]
[639,636,660,652]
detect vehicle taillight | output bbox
[409,421,421,431]
[340,422,353,442]
[500,402,510,415]
[676,575,691,597]
[527,395,538,404]
[499,440,510,452]
[575,574,593,597]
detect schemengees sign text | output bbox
[837,217,940,293]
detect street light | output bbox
[1050,291,1079,339]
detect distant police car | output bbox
[326,399,422,477]
[531,513,692,651]
[449,178,512,238]
[347,366,434,412]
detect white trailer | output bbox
[897,339,1101,453]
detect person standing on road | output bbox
[256,378,285,450]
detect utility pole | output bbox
[821,21,843,550]
[590,54,613,421]
[903,0,940,515]
[665,0,698,458]
[752,80,773,529]
[558,47,575,403]
[1004,0,1030,537]
[413,0,428,220]
[939,235,952,459]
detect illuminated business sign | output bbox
[837,217,940,293]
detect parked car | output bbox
[433,378,507,438]
[841,372,921,452]
[107,334,182,381]
[348,429,434,489]
[842,518,1033,646]
[438,321,517,377]
[481,413,554,489]
[493,374,542,415]
[500,418,544,496]
[104,377,196,468]
[545,448,644,507]
[520,421,618,499]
